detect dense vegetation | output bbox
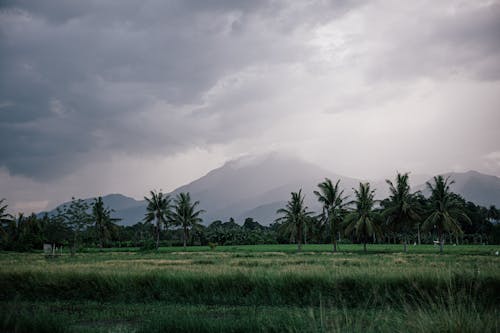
[1,174,499,253]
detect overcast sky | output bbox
[1,0,500,213]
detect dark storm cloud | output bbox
[366,2,500,81]
[0,0,365,180]
[1,0,499,182]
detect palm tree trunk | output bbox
[155,217,160,249]
[403,235,407,253]
[417,224,421,245]
[331,221,337,252]
[297,223,302,252]
[304,224,307,245]
[438,230,444,254]
[72,231,77,256]
[183,225,187,248]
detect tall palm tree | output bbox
[344,182,380,253]
[144,190,172,249]
[422,175,470,254]
[0,199,14,243]
[275,189,312,252]
[170,192,204,248]
[314,178,348,252]
[91,197,120,248]
[487,205,499,223]
[383,173,421,253]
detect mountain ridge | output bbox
[40,154,500,226]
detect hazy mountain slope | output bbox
[416,171,500,207]
[41,155,500,226]
[169,153,360,224]
[40,194,145,226]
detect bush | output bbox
[140,239,157,251]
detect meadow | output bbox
[1,244,499,332]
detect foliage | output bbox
[275,189,313,251]
[1,175,499,252]
[422,176,471,253]
[381,173,421,252]
[91,197,120,248]
[170,192,205,247]
[144,190,171,249]
[314,178,348,252]
[55,197,93,254]
[344,182,381,252]
[0,199,14,245]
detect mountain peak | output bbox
[225,151,312,170]
[42,158,500,226]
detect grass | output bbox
[73,243,500,255]
[1,244,499,332]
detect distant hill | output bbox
[169,152,361,224]
[416,170,500,207]
[41,154,500,226]
[39,194,145,226]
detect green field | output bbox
[1,244,499,332]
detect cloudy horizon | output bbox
[1,0,500,213]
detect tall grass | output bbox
[2,293,496,333]
[1,306,69,333]
[0,256,500,306]
[1,248,499,332]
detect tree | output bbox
[0,199,14,246]
[42,214,71,254]
[57,197,93,254]
[91,197,120,248]
[344,182,380,253]
[487,205,499,224]
[275,189,312,251]
[170,192,204,248]
[382,173,421,252]
[314,178,348,252]
[243,217,265,231]
[422,175,471,253]
[144,190,172,249]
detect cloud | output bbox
[1,0,499,212]
[1,0,345,179]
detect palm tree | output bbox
[144,190,172,249]
[383,173,421,253]
[344,183,380,253]
[487,205,499,223]
[275,189,312,251]
[170,192,204,248]
[314,178,348,252]
[422,176,471,254]
[91,197,120,248]
[0,199,14,243]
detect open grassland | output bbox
[1,245,499,332]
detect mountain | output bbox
[41,154,500,226]
[40,194,146,226]
[169,152,361,224]
[416,170,500,207]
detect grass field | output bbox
[1,244,499,332]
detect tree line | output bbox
[1,173,499,253]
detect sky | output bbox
[1,0,500,213]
